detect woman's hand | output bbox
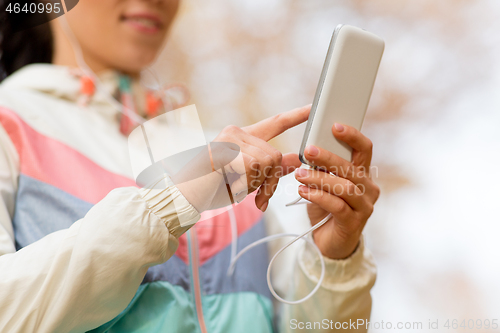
[214,105,309,211]
[295,123,380,260]
[178,105,309,213]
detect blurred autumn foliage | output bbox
[152,0,495,196]
[151,0,500,327]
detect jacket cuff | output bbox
[298,236,377,289]
[139,181,200,239]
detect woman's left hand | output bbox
[295,123,380,260]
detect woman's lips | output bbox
[121,13,163,34]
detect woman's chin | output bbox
[111,51,159,75]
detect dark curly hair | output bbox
[0,0,54,82]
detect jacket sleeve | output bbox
[0,125,200,333]
[0,124,18,255]
[264,210,376,333]
[279,238,376,332]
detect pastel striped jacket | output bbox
[0,64,376,333]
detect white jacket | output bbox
[0,64,376,333]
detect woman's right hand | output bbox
[177,105,310,213]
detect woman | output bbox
[0,0,380,332]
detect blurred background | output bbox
[151,0,500,331]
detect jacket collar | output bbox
[2,64,149,119]
[4,64,117,101]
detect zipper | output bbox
[187,229,208,333]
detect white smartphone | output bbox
[299,24,385,165]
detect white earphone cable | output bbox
[228,204,238,268]
[59,16,147,126]
[228,209,332,305]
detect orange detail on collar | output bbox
[146,91,162,118]
[80,76,95,96]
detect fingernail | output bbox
[334,123,344,132]
[260,201,268,212]
[295,168,308,178]
[298,185,309,193]
[306,145,319,157]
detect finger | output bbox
[209,142,241,171]
[294,168,366,211]
[224,151,247,175]
[331,123,373,169]
[281,153,302,176]
[243,104,310,142]
[231,172,249,202]
[298,186,353,223]
[239,143,273,191]
[255,154,282,212]
[211,125,275,207]
[214,125,273,188]
[239,134,283,211]
[227,152,256,195]
[303,145,365,184]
